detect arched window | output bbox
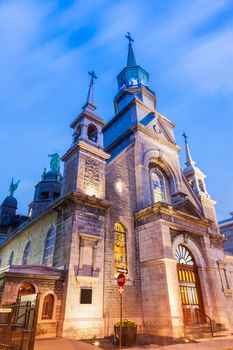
[114,222,128,278]
[8,251,14,266]
[43,226,56,266]
[198,179,205,193]
[22,240,32,265]
[87,124,98,142]
[18,283,36,296]
[74,125,82,143]
[42,294,54,320]
[151,168,167,203]
[175,245,194,265]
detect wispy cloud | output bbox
[0,0,232,219]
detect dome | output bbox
[42,170,62,183]
[2,196,17,208]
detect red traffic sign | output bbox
[117,273,126,287]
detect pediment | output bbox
[174,199,203,220]
[140,112,176,145]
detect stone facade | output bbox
[0,38,233,341]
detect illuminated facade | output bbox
[0,34,233,340]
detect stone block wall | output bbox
[55,200,107,339]
[104,144,143,336]
[138,220,183,337]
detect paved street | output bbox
[35,336,233,350]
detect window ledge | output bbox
[38,319,57,324]
[223,288,232,297]
[76,275,99,283]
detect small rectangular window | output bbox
[80,288,92,304]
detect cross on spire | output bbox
[83,71,98,111]
[182,132,188,144]
[125,32,134,44]
[88,71,97,84]
[125,32,136,67]
[182,132,195,167]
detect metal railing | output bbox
[0,294,40,350]
[195,308,214,337]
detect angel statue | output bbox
[9,178,20,197]
[48,153,61,173]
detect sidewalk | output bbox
[35,336,233,350]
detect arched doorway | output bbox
[18,283,36,301]
[175,245,204,324]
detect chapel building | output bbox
[0,35,233,340]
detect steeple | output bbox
[116,33,149,92]
[182,133,208,197]
[183,133,195,167]
[126,32,137,67]
[82,71,97,112]
[61,72,109,199]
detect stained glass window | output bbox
[114,222,128,278]
[151,169,166,203]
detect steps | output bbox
[184,323,229,339]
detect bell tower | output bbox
[55,72,111,339]
[61,72,110,198]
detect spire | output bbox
[82,71,97,111]
[183,133,195,167]
[125,32,137,67]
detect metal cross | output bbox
[182,132,188,144]
[88,71,97,84]
[125,32,134,43]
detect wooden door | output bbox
[176,245,204,324]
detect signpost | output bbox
[117,273,126,349]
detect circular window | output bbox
[114,179,125,196]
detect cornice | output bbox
[52,191,112,211]
[134,201,209,228]
[62,140,111,162]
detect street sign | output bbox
[117,273,126,287]
[117,267,128,274]
[118,286,124,294]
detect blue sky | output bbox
[0,0,233,220]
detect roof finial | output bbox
[183,132,195,167]
[125,32,134,44]
[182,132,188,144]
[125,32,137,67]
[9,178,20,197]
[82,71,98,111]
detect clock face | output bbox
[114,179,125,195]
